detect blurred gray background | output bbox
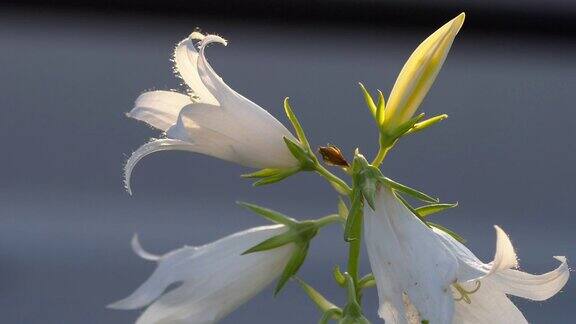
[0,1,574,323]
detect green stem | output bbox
[371,146,389,167]
[315,214,342,227]
[315,164,352,195]
[346,209,363,298]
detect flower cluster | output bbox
[111,13,569,324]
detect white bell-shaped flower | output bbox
[435,225,569,323]
[125,32,298,193]
[363,185,459,324]
[109,225,294,324]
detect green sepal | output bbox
[337,198,349,221]
[394,112,425,136]
[415,202,458,218]
[275,242,310,295]
[319,309,344,324]
[343,188,363,242]
[284,97,311,150]
[242,167,300,186]
[406,114,448,134]
[284,137,316,170]
[429,222,466,243]
[339,273,371,324]
[237,201,297,226]
[242,220,318,255]
[294,277,342,316]
[241,168,281,178]
[333,266,346,287]
[379,176,439,203]
[358,273,376,289]
[358,83,377,118]
[376,90,386,126]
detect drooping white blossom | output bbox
[125,32,298,193]
[363,185,459,324]
[435,225,569,324]
[109,225,294,324]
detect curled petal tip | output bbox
[189,31,205,41]
[200,34,228,48]
[131,234,161,261]
[553,256,567,263]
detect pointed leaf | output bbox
[241,168,281,179]
[358,83,377,118]
[318,309,343,324]
[376,89,386,125]
[380,176,439,203]
[344,189,363,242]
[252,168,298,186]
[284,97,310,149]
[415,202,458,217]
[294,277,341,313]
[237,202,297,226]
[332,266,346,286]
[242,230,298,254]
[275,242,309,295]
[284,137,315,168]
[407,114,448,134]
[337,197,349,220]
[358,274,376,289]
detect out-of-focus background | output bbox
[0,1,574,323]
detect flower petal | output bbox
[165,102,297,169]
[173,33,218,105]
[196,35,296,143]
[110,225,293,323]
[124,138,199,195]
[489,225,518,274]
[108,245,198,310]
[492,256,569,301]
[127,91,191,131]
[433,227,489,282]
[364,187,458,323]
[453,279,528,324]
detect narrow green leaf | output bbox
[428,222,466,243]
[275,242,309,295]
[252,168,298,186]
[294,277,341,313]
[376,89,386,126]
[318,309,343,324]
[283,137,315,169]
[407,114,448,134]
[337,197,349,220]
[242,231,298,254]
[237,202,297,226]
[332,266,346,286]
[380,176,439,203]
[344,189,363,242]
[358,83,377,118]
[415,202,458,217]
[391,112,425,137]
[284,98,310,149]
[241,168,281,179]
[358,274,376,289]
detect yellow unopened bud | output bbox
[385,13,465,130]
